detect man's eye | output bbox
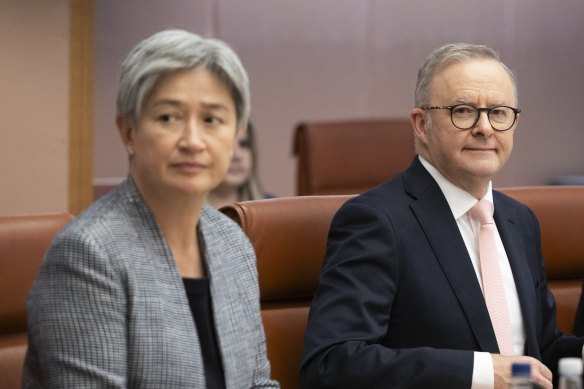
[453,106,473,115]
[490,108,506,117]
[452,105,476,118]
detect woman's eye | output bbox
[158,114,175,123]
[239,139,251,149]
[204,115,223,125]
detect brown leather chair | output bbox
[499,186,584,334]
[0,212,73,389]
[221,195,352,389]
[222,186,584,387]
[293,118,415,195]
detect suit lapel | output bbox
[493,193,538,356]
[404,159,500,352]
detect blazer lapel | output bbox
[404,159,500,352]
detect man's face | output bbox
[414,59,518,194]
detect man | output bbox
[300,43,584,389]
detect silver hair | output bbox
[414,43,518,107]
[116,29,250,130]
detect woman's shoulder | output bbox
[200,205,246,239]
[52,181,150,258]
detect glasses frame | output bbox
[421,104,521,132]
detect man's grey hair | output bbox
[414,43,518,107]
[116,29,250,130]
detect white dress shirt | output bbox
[419,157,526,389]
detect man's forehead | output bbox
[429,59,516,101]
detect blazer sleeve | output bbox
[251,323,279,389]
[243,237,280,389]
[24,229,128,388]
[300,199,473,389]
[202,209,280,389]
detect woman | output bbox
[207,121,272,209]
[23,29,279,389]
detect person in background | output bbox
[300,43,584,389]
[208,120,272,209]
[23,29,279,389]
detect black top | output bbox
[182,277,226,389]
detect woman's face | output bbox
[118,67,238,200]
[222,127,254,189]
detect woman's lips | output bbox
[171,161,207,173]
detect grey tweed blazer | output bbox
[23,177,279,388]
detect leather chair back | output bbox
[499,186,584,334]
[222,186,584,387]
[0,212,73,389]
[221,196,352,389]
[293,118,414,195]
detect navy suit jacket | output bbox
[300,157,583,389]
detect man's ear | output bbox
[116,116,134,154]
[410,107,429,143]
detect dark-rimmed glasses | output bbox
[421,104,521,131]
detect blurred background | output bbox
[2,0,584,215]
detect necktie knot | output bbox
[470,199,494,225]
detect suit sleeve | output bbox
[24,230,128,388]
[572,281,584,336]
[524,207,584,379]
[300,199,473,389]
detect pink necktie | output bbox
[470,199,514,355]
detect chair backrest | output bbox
[221,195,352,389]
[499,186,584,334]
[0,212,73,389]
[293,118,414,196]
[222,186,584,386]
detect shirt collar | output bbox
[418,156,493,219]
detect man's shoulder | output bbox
[493,189,530,210]
[341,174,411,214]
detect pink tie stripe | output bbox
[470,199,514,355]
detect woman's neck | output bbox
[134,181,206,279]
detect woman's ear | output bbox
[116,116,135,156]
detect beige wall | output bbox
[0,1,70,215]
[93,0,584,197]
[2,1,582,215]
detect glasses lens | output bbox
[488,106,515,131]
[451,105,478,129]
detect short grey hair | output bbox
[116,29,250,130]
[414,43,518,107]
